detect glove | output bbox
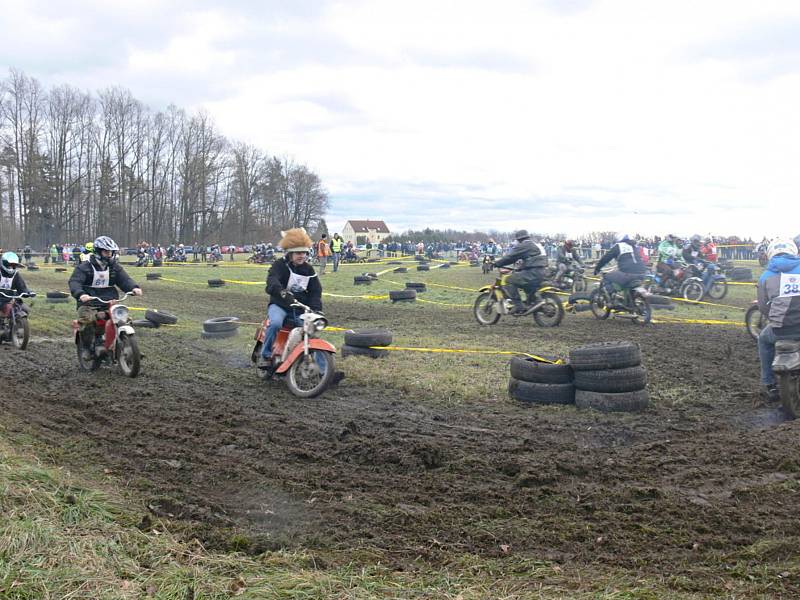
[593,268,600,276]
[280,289,295,303]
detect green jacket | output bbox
[657,240,680,263]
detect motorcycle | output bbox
[551,260,587,293]
[774,338,800,418]
[0,291,36,350]
[590,275,652,325]
[250,299,337,398]
[745,301,767,341]
[246,252,272,264]
[473,267,564,327]
[680,262,728,302]
[73,291,141,377]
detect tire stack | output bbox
[341,328,392,358]
[507,356,575,405]
[45,291,70,304]
[405,282,426,293]
[569,341,649,412]
[389,289,416,303]
[201,316,240,339]
[730,267,753,282]
[133,309,179,330]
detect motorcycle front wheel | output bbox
[707,279,728,300]
[117,333,141,378]
[11,317,29,350]
[590,289,611,320]
[682,279,704,302]
[533,292,564,327]
[745,305,766,341]
[473,292,501,325]
[286,350,335,398]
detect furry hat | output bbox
[279,227,313,252]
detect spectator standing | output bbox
[316,233,331,274]
[330,233,343,272]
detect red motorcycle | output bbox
[73,292,141,377]
[250,299,337,397]
[0,291,36,350]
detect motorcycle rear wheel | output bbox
[707,279,727,300]
[286,350,335,398]
[473,292,501,325]
[631,292,652,325]
[590,289,611,320]
[533,292,564,327]
[117,334,141,378]
[11,317,29,350]
[76,340,102,372]
[778,373,800,419]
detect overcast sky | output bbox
[2,0,798,239]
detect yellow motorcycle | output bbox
[474,268,564,327]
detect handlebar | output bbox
[0,291,36,300]
[82,291,134,304]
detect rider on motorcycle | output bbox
[656,234,682,281]
[554,240,583,287]
[0,252,31,318]
[756,238,800,402]
[492,229,548,315]
[594,233,648,292]
[683,234,716,292]
[257,228,322,369]
[68,236,142,362]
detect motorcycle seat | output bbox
[776,340,800,353]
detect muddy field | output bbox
[3,264,800,594]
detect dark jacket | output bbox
[0,271,30,304]
[557,245,582,265]
[682,244,704,265]
[595,242,647,275]
[494,239,548,271]
[68,259,138,308]
[266,257,323,312]
[758,254,800,336]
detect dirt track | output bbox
[3,298,800,592]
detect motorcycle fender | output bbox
[538,286,558,293]
[118,325,135,336]
[275,339,337,374]
[478,285,492,292]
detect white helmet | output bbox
[615,233,631,243]
[767,239,798,261]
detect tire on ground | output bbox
[341,343,389,358]
[145,309,178,325]
[405,282,426,292]
[203,316,241,333]
[354,275,372,285]
[439,263,450,269]
[201,329,238,340]
[394,267,408,273]
[417,264,430,271]
[389,289,416,302]
[646,294,672,305]
[46,296,69,304]
[208,279,225,287]
[730,267,753,282]
[509,356,573,384]
[573,365,647,393]
[575,389,649,412]
[568,292,593,304]
[133,319,159,328]
[508,378,575,405]
[344,328,392,348]
[146,272,162,280]
[569,341,642,371]
[46,291,69,299]
[55,267,67,273]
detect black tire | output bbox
[208,279,225,287]
[575,389,649,412]
[574,365,647,393]
[341,343,389,358]
[344,328,392,348]
[367,258,380,263]
[133,319,159,328]
[389,289,416,302]
[509,356,572,384]
[568,292,593,304]
[439,263,450,269]
[286,350,336,398]
[387,261,402,265]
[46,291,69,299]
[569,341,642,371]
[730,267,753,282]
[146,273,162,280]
[745,304,766,341]
[405,282,426,292]
[707,279,728,300]
[117,333,141,378]
[201,329,238,339]
[473,291,501,325]
[533,292,564,328]
[646,294,672,305]
[508,378,575,405]
[55,267,67,273]
[145,309,178,325]
[572,276,587,293]
[682,279,704,302]
[631,291,652,326]
[354,275,372,285]
[394,267,408,273]
[11,317,29,350]
[46,297,69,304]
[203,317,241,332]
[27,265,39,271]
[364,272,379,279]
[76,342,101,372]
[417,265,430,271]
[590,288,611,320]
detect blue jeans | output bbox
[701,263,715,292]
[332,252,340,272]
[261,304,302,359]
[758,324,777,386]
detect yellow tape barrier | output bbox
[368,345,561,363]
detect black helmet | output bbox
[91,235,119,269]
[514,229,530,241]
[690,234,701,248]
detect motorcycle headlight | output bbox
[314,317,327,331]
[111,305,129,324]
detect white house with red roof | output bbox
[340,220,391,246]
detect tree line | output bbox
[0,69,329,249]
